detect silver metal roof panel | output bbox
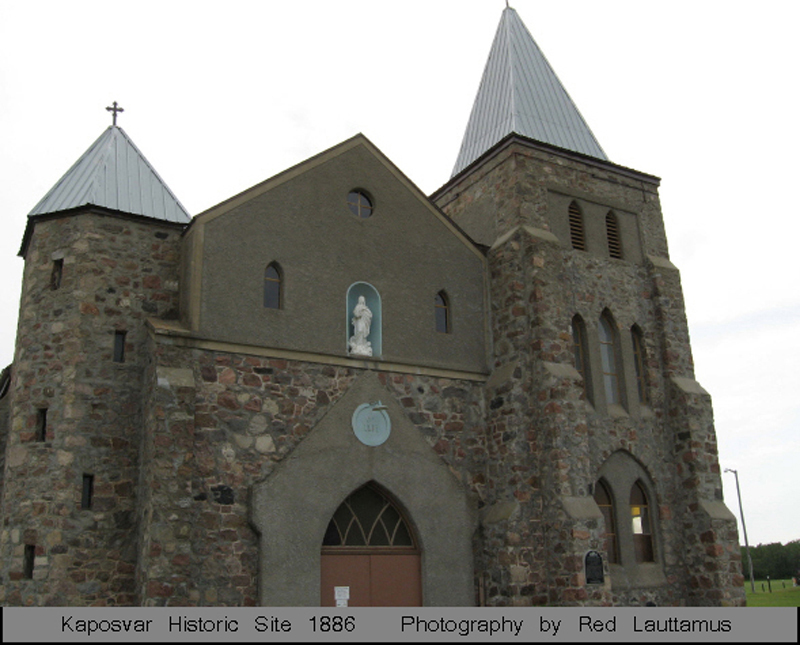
[452,7,607,177]
[29,125,191,223]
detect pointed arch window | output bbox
[599,313,620,405]
[605,211,623,259]
[631,325,648,405]
[435,291,450,333]
[568,201,586,251]
[264,262,282,309]
[597,452,662,571]
[630,481,655,563]
[322,484,416,550]
[594,480,618,564]
[571,315,592,404]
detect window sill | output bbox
[607,403,628,418]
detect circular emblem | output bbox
[352,401,391,447]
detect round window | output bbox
[347,190,373,218]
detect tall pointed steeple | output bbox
[452,6,607,177]
[29,125,191,224]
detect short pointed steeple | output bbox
[452,6,607,177]
[29,124,191,224]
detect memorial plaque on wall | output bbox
[585,550,604,584]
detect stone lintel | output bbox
[670,376,709,396]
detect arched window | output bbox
[322,484,416,549]
[597,452,661,572]
[630,481,655,563]
[599,313,620,405]
[605,211,623,259]
[571,315,593,404]
[320,483,421,606]
[594,480,618,564]
[435,291,450,333]
[568,201,586,251]
[264,262,282,309]
[631,325,648,405]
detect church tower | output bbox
[433,6,744,606]
[0,114,190,605]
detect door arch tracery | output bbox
[320,483,421,606]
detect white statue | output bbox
[349,296,373,356]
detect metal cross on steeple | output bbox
[106,101,124,126]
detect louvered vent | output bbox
[568,202,586,251]
[606,212,623,259]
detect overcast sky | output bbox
[1,0,798,548]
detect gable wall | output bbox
[185,143,488,374]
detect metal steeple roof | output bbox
[29,125,191,223]
[452,6,607,177]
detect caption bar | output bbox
[3,607,797,643]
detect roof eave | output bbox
[432,132,661,201]
[18,204,189,258]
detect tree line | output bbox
[742,540,800,580]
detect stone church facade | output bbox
[0,7,745,607]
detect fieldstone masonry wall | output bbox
[132,336,487,606]
[0,211,182,606]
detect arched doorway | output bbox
[320,483,421,606]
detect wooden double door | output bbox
[320,484,421,607]
[321,553,421,606]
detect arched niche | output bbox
[346,282,381,357]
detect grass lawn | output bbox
[744,579,800,607]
